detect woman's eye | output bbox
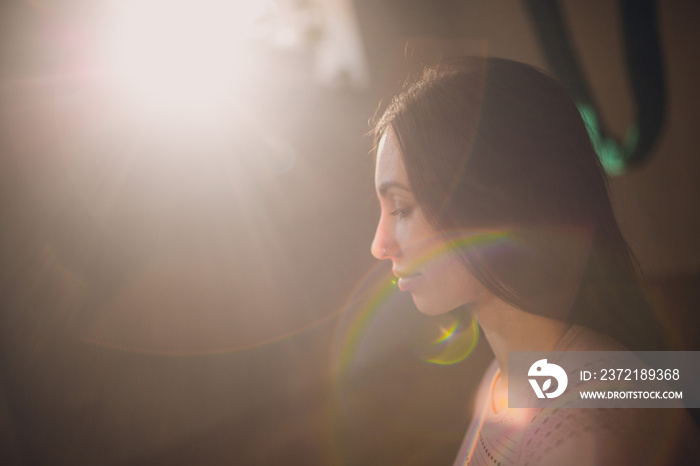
[390,207,413,219]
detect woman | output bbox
[370,57,697,465]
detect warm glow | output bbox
[100,0,264,114]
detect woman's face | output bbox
[371,128,491,316]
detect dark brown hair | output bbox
[374,57,666,351]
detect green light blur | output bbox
[577,103,639,176]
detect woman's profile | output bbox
[369,57,698,465]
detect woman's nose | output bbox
[371,219,398,260]
[370,233,385,260]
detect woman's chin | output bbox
[413,293,482,317]
[413,296,465,316]
[416,307,452,317]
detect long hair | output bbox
[374,57,666,351]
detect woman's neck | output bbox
[476,298,572,411]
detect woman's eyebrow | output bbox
[378,181,412,197]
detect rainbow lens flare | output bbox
[411,307,479,365]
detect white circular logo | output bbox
[528,359,568,398]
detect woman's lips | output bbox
[397,273,424,292]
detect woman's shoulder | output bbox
[520,326,700,464]
[471,359,499,411]
[522,405,700,466]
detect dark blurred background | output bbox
[0,0,699,464]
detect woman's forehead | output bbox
[375,130,410,193]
